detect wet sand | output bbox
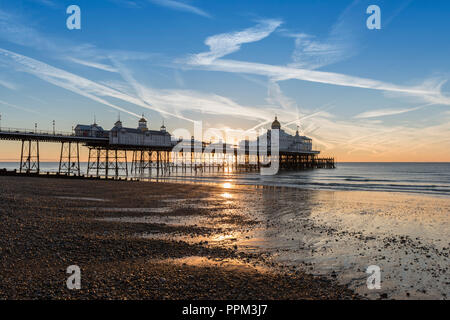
[232,189,449,300]
[0,176,357,300]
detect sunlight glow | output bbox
[221,192,233,199]
[222,182,233,189]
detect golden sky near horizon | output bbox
[1,128,450,163]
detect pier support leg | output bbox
[19,139,40,173]
[58,142,81,176]
[131,150,152,176]
[113,149,128,178]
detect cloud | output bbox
[287,0,414,71]
[289,33,347,70]
[354,103,435,119]
[28,0,57,8]
[266,80,299,111]
[0,9,56,50]
[189,19,282,65]
[147,0,211,18]
[191,58,443,98]
[0,48,143,118]
[0,47,278,127]
[68,57,118,73]
[174,70,185,87]
[0,9,155,66]
[185,16,450,107]
[111,58,277,123]
[0,79,17,90]
[108,0,141,8]
[286,1,362,70]
[0,99,39,114]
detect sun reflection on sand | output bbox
[211,234,237,242]
[222,182,233,189]
[221,192,233,199]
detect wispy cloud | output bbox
[68,57,118,73]
[147,0,211,18]
[108,0,141,8]
[0,99,39,114]
[189,19,282,65]
[354,103,435,119]
[192,58,443,97]
[266,80,299,111]
[0,48,142,118]
[0,79,17,90]
[288,33,347,70]
[111,58,276,123]
[28,0,57,8]
[286,1,361,70]
[0,47,278,126]
[186,21,449,106]
[287,0,414,71]
[0,9,155,66]
[0,9,56,50]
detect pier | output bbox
[0,117,335,178]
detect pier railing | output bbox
[0,127,75,137]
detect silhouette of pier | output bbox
[0,124,335,179]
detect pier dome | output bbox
[271,116,281,130]
[139,116,147,124]
[138,115,148,132]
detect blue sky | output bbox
[0,0,450,161]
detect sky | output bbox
[0,0,450,162]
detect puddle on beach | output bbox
[90,185,449,300]
[140,230,243,246]
[161,197,219,203]
[91,207,173,214]
[155,256,269,273]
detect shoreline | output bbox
[2,168,450,200]
[0,176,359,300]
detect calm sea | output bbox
[1,162,450,197]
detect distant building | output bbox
[74,122,107,138]
[109,116,172,147]
[243,116,318,154]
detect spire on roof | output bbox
[114,112,122,128]
[138,113,148,131]
[271,115,281,130]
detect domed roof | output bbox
[139,114,147,123]
[271,116,281,129]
